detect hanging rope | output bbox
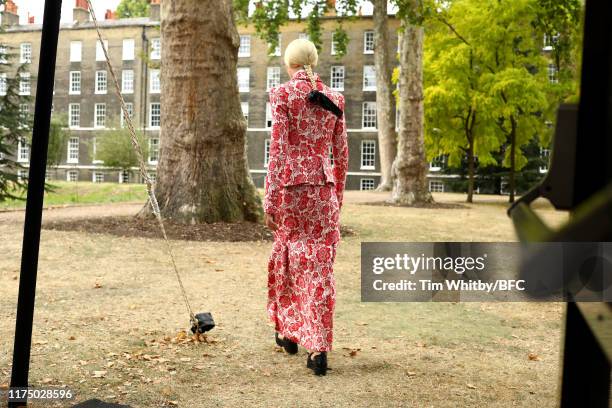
[85,0,199,330]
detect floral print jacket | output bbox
[264,70,349,215]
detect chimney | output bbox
[104,9,115,20]
[1,0,19,27]
[73,0,89,23]
[324,0,336,17]
[149,0,160,21]
[27,12,34,24]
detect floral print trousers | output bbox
[267,182,340,352]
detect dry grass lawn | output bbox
[0,191,569,407]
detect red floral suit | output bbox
[264,70,348,352]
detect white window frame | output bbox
[429,180,445,193]
[548,63,559,84]
[69,71,81,94]
[360,139,376,170]
[122,69,134,94]
[66,170,78,182]
[20,43,32,64]
[148,138,159,164]
[266,67,281,91]
[0,73,7,96]
[363,31,374,54]
[96,40,108,62]
[19,104,29,128]
[121,102,134,128]
[362,101,377,129]
[69,103,80,128]
[539,148,550,173]
[330,66,344,91]
[238,35,251,57]
[19,73,31,95]
[331,32,337,55]
[17,137,29,162]
[122,38,135,60]
[360,178,375,191]
[264,138,271,167]
[149,69,160,93]
[237,67,250,93]
[150,38,161,60]
[269,34,281,57]
[241,101,249,123]
[119,170,130,184]
[67,136,79,164]
[93,172,104,183]
[149,102,161,128]
[363,65,376,91]
[429,155,446,172]
[95,70,107,94]
[70,41,82,62]
[265,102,272,129]
[94,103,106,128]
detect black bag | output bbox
[190,312,215,334]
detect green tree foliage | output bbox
[0,45,33,201]
[116,0,150,18]
[423,0,576,202]
[91,123,149,172]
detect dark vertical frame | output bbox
[9,1,62,407]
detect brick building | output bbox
[0,0,452,192]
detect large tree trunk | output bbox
[508,116,517,203]
[139,0,262,223]
[372,0,397,192]
[466,140,475,203]
[390,20,433,205]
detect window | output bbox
[96,40,108,61]
[330,66,344,91]
[69,103,80,128]
[238,35,251,57]
[66,170,78,182]
[93,172,104,183]
[122,39,135,60]
[17,137,29,162]
[149,69,160,93]
[119,170,130,184]
[19,73,30,95]
[360,140,376,170]
[360,178,375,191]
[20,43,32,63]
[17,169,27,182]
[429,155,447,172]
[121,102,134,128]
[94,103,106,128]
[122,70,134,93]
[543,33,560,51]
[264,139,271,167]
[143,172,156,184]
[19,104,29,128]
[298,32,309,40]
[267,67,281,91]
[265,102,272,129]
[67,136,79,164]
[149,102,161,128]
[241,101,249,123]
[70,41,82,62]
[331,33,337,55]
[429,180,445,193]
[150,38,161,59]
[95,70,107,94]
[237,67,249,92]
[362,102,377,129]
[69,71,81,94]
[269,34,281,56]
[364,31,374,54]
[548,63,559,84]
[148,137,159,164]
[0,45,7,64]
[0,73,6,95]
[540,148,550,173]
[363,65,376,91]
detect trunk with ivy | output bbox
[372,0,397,191]
[391,20,432,205]
[139,0,262,223]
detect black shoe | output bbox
[275,332,298,354]
[306,352,327,376]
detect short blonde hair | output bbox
[284,38,318,68]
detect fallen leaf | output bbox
[92,371,107,378]
[68,336,76,340]
[528,353,541,361]
[467,383,477,390]
[94,282,102,289]
[179,357,191,362]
